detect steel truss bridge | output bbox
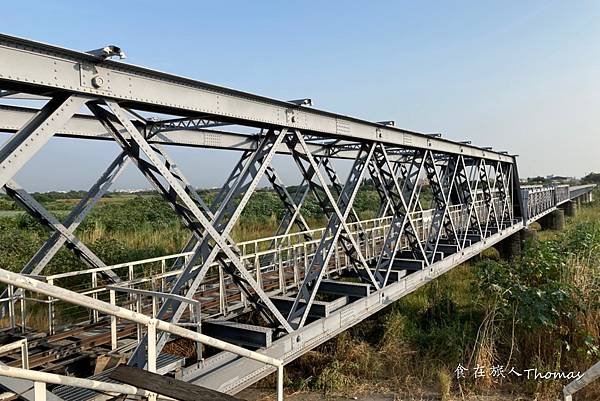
[0,34,595,400]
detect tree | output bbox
[582,172,600,184]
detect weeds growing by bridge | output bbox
[0,187,596,400]
[0,186,385,275]
[279,191,600,400]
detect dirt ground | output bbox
[238,389,532,401]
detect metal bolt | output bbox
[91,76,104,88]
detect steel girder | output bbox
[478,160,497,235]
[0,96,126,315]
[211,150,253,213]
[145,130,295,336]
[367,159,392,217]
[265,165,313,238]
[148,116,231,134]
[495,162,514,224]
[259,165,314,267]
[19,153,130,276]
[0,169,126,317]
[4,180,119,281]
[454,156,484,245]
[0,151,129,280]
[320,157,367,238]
[369,155,419,218]
[0,94,89,188]
[87,101,294,364]
[0,35,532,396]
[273,168,315,232]
[0,105,368,162]
[371,145,427,286]
[423,151,460,263]
[163,131,288,314]
[285,131,378,328]
[0,34,515,163]
[164,130,295,330]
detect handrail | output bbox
[0,339,28,369]
[106,285,202,354]
[41,207,464,283]
[563,360,600,401]
[568,184,596,191]
[1,202,490,327]
[46,251,195,280]
[0,268,285,401]
[0,364,153,399]
[42,216,395,281]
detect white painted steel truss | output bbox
[0,34,595,399]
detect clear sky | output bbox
[2,1,599,191]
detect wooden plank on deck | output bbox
[110,365,244,401]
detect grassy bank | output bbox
[0,188,597,400]
[0,186,381,274]
[278,194,600,400]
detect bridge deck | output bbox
[0,183,593,398]
[0,32,594,399]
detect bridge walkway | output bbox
[0,185,593,400]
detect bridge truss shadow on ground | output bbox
[0,34,595,400]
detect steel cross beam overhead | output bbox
[0,33,595,401]
[0,33,514,163]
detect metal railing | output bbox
[521,184,596,223]
[563,360,600,401]
[0,198,512,336]
[0,364,155,401]
[568,184,596,200]
[521,186,556,222]
[555,184,570,204]
[0,339,29,370]
[0,268,285,401]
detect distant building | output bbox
[114,188,151,194]
[545,175,574,183]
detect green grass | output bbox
[279,192,600,400]
[1,187,598,400]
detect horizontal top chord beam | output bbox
[0,33,514,162]
[0,104,357,159]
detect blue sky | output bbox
[2,1,599,191]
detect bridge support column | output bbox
[498,232,522,260]
[520,227,537,245]
[541,209,565,230]
[553,209,565,230]
[563,201,577,218]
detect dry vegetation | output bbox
[0,187,597,400]
[257,192,600,401]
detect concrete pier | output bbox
[563,201,577,218]
[520,227,538,244]
[540,209,565,230]
[498,232,522,260]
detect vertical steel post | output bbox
[147,319,157,373]
[136,294,143,343]
[33,381,46,401]
[193,303,203,361]
[91,272,98,323]
[46,279,54,335]
[20,340,28,370]
[218,267,226,315]
[19,296,25,333]
[7,285,15,329]
[110,289,117,351]
[277,364,284,401]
